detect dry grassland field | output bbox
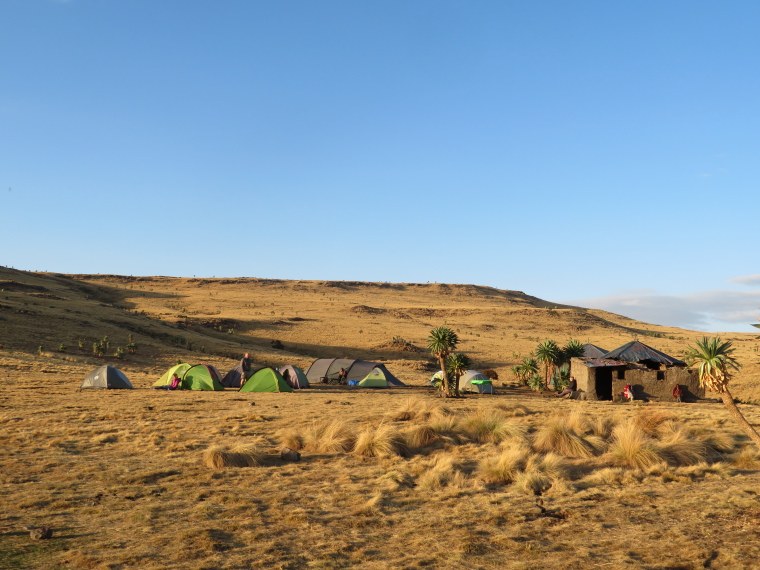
[2,267,760,569]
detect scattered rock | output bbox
[280,448,301,462]
[324,400,333,404]
[250,402,255,406]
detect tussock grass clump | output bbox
[576,466,643,489]
[698,431,737,455]
[659,430,710,466]
[731,447,760,469]
[418,456,469,490]
[351,492,386,516]
[514,471,552,496]
[428,415,467,445]
[590,415,618,439]
[461,409,526,444]
[532,417,596,458]
[202,443,262,468]
[354,423,410,458]
[632,409,677,438]
[390,397,451,422]
[518,453,569,495]
[404,424,440,449]
[299,420,356,453]
[478,444,529,484]
[607,420,664,470]
[562,409,590,434]
[493,403,531,417]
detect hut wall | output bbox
[613,367,703,402]
[570,359,595,399]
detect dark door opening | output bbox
[595,369,613,400]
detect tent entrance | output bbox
[595,369,613,400]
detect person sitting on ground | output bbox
[337,367,348,384]
[556,376,577,398]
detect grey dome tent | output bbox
[305,358,405,386]
[81,365,133,389]
[277,365,309,389]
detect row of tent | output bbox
[80,358,410,391]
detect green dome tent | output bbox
[240,368,293,393]
[81,365,133,389]
[357,367,394,388]
[154,363,192,387]
[277,365,309,389]
[182,364,225,391]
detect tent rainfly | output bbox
[154,363,192,387]
[458,370,495,394]
[305,359,405,386]
[182,364,225,391]
[240,367,293,393]
[277,365,309,389]
[81,365,133,389]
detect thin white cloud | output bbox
[568,289,760,333]
[729,274,760,286]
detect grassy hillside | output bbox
[2,267,760,568]
[1,266,758,398]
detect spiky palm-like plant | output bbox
[535,340,561,390]
[446,353,471,397]
[428,327,459,397]
[561,339,585,363]
[684,337,760,448]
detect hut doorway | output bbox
[595,369,613,400]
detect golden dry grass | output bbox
[3,268,760,568]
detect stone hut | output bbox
[570,340,704,402]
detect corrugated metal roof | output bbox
[602,340,686,367]
[582,358,628,368]
[582,343,608,358]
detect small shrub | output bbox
[526,374,543,392]
[482,369,499,380]
[58,343,66,352]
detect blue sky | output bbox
[2,1,759,332]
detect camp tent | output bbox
[430,371,444,385]
[182,364,224,391]
[458,370,494,394]
[81,365,133,389]
[305,359,405,386]
[154,363,192,387]
[240,367,293,393]
[356,367,395,388]
[222,359,256,388]
[277,365,309,389]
